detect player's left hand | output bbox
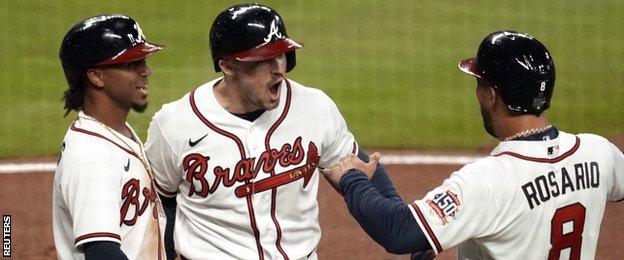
[321,152,381,192]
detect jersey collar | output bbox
[490,130,579,161]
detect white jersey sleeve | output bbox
[317,93,357,169]
[59,159,123,247]
[145,115,180,197]
[408,159,501,254]
[607,141,624,201]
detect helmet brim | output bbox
[458,57,482,79]
[225,38,302,62]
[96,42,164,66]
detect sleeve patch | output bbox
[425,189,462,225]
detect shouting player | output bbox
[322,30,624,259]
[53,14,165,259]
[145,3,362,260]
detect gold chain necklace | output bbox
[77,115,154,179]
[503,125,553,141]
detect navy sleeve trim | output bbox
[340,170,431,254]
[161,195,177,260]
[83,241,129,260]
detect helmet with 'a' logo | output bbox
[59,14,164,115]
[209,3,302,72]
[458,30,556,114]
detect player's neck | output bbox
[82,97,132,139]
[495,113,550,141]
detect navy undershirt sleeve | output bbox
[357,149,402,202]
[161,195,177,260]
[339,169,432,254]
[83,241,129,260]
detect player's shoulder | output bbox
[151,80,219,126]
[62,127,121,158]
[575,131,611,146]
[574,132,622,160]
[151,93,191,123]
[286,78,338,114]
[57,129,118,174]
[454,156,502,178]
[287,78,332,101]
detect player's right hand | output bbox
[347,152,380,179]
[321,152,381,192]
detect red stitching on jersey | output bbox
[74,232,121,244]
[493,136,581,163]
[189,84,265,259]
[70,123,139,159]
[410,203,443,254]
[246,195,264,260]
[264,80,292,259]
[189,87,246,159]
[153,180,177,196]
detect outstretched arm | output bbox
[357,149,402,202]
[322,153,433,255]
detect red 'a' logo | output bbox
[183,137,320,198]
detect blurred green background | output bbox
[1,0,623,158]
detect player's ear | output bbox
[219,59,236,76]
[488,87,496,102]
[86,69,106,88]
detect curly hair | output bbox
[61,67,86,117]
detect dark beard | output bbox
[480,105,497,138]
[131,102,148,113]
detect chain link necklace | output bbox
[503,125,553,141]
[77,114,154,179]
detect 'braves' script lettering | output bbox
[183,137,319,198]
[120,178,157,226]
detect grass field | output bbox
[1,0,623,157]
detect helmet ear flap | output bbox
[285,51,296,72]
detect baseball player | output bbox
[144,3,362,260]
[322,30,624,259]
[53,14,166,259]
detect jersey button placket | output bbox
[247,126,263,152]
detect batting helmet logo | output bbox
[264,20,284,43]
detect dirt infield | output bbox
[1,161,622,259]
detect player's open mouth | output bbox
[269,80,281,100]
[137,85,149,97]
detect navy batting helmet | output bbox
[458,30,555,114]
[209,3,302,72]
[59,14,163,114]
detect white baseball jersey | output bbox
[53,112,166,260]
[408,131,624,259]
[145,78,358,259]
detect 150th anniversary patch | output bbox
[425,189,462,225]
